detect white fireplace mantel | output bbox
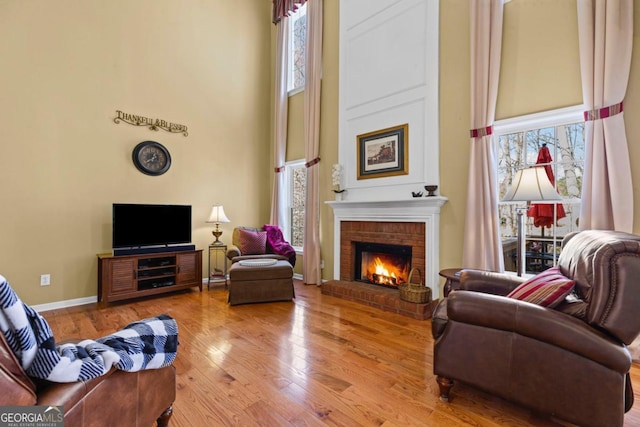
[326,197,447,299]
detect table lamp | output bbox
[206,205,231,245]
[502,166,562,276]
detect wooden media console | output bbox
[98,249,202,304]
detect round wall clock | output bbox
[132,141,171,176]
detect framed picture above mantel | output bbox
[357,123,408,180]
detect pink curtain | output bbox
[303,0,322,285]
[577,0,634,232]
[462,0,505,272]
[272,0,307,24]
[270,21,289,227]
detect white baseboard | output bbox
[33,296,98,313]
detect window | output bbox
[283,159,306,251]
[287,3,306,94]
[496,106,585,274]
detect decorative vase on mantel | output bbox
[332,164,345,201]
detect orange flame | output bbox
[365,255,409,287]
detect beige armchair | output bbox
[432,230,640,427]
[226,226,296,266]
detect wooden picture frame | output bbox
[357,124,408,180]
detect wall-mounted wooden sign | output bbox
[114,110,188,137]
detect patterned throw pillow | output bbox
[506,266,575,308]
[238,228,267,255]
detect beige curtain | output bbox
[577,0,634,232]
[270,21,289,227]
[303,0,322,285]
[462,0,505,272]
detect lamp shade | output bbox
[502,167,562,202]
[206,205,231,223]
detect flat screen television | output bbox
[112,203,192,249]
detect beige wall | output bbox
[318,0,339,281]
[4,0,640,305]
[438,0,471,277]
[498,0,582,118]
[0,0,272,304]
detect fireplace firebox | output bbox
[354,242,412,288]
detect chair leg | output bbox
[157,405,173,427]
[436,376,454,402]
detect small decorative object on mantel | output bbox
[114,110,188,137]
[331,163,346,200]
[411,191,423,198]
[424,185,438,197]
[398,268,431,303]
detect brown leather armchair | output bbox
[0,332,176,426]
[432,230,640,427]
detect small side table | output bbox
[439,268,463,297]
[208,244,228,289]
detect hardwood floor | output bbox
[42,280,640,426]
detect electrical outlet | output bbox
[40,274,51,286]
[320,260,325,269]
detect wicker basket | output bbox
[398,268,431,303]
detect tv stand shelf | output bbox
[98,249,202,304]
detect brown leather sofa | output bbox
[0,332,176,426]
[432,230,640,427]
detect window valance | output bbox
[272,0,307,24]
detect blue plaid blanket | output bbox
[0,275,178,383]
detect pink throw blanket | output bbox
[264,224,296,267]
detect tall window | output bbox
[287,3,306,93]
[283,160,306,251]
[496,106,585,274]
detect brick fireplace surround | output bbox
[339,221,425,282]
[324,198,447,320]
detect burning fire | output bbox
[366,256,409,287]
